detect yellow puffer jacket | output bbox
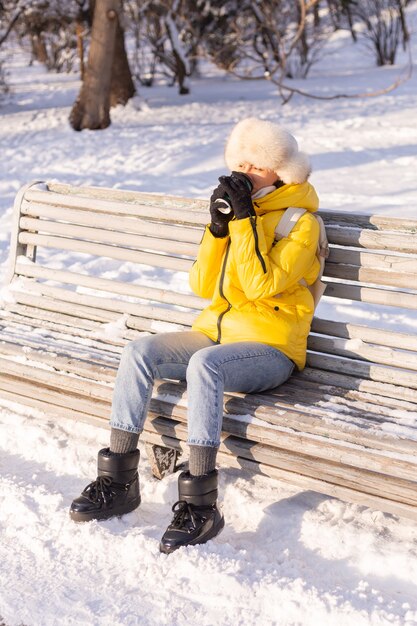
[190,181,320,370]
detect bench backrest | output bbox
[5,181,417,401]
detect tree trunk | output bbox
[345,4,357,42]
[313,3,320,28]
[110,16,136,106]
[165,13,190,95]
[69,0,120,131]
[398,2,409,48]
[31,33,48,65]
[75,20,85,80]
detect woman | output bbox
[69,117,320,554]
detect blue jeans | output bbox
[110,331,295,447]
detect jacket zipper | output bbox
[249,215,267,273]
[216,240,231,343]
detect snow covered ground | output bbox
[1,9,417,626]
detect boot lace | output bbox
[170,500,205,531]
[83,476,114,504]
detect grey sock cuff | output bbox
[189,445,218,477]
[110,428,139,455]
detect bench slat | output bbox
[325,225,417,254]
[311,319,417,351]
[319,210,417,233]
[323,282,417,309]
[45,182,417,234]
[14,262,206,310]
[283,376,417,414]
[1,306,129,344]
[13,284,197,327]
[3,302,109,330]
[18,232,193,272]
[2,304,184,339]
[0,376,109,418]
[252,380,417,423]
[306,352,417,389]
[0,326,122,361]
[0,311,126,352]
[33,183,209,210]
[1,357,111,400]
[24,189,209,225]
[11,292,122,324]
[21,202,204,244]
[308,334,417,371]
[298,367,417,403]
[328,247,417,275]
[0,339,117,381]
[19,217,200,258]
[325,261,416,289]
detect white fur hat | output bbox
[224,117,311,184]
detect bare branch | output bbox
[286,0,322,57]
[0,2,29,46]
[268,42,413,101]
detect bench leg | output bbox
[145,443,181,480]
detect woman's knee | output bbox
[120,334,157,367]
[186,347,218,383]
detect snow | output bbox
[92,314,130,339]
[1,403,417,626]
[1,8,417,625]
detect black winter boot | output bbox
[69,447,141,522]
[159,469,224,554]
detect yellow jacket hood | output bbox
[254,181,319,215]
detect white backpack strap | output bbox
[316,215,330,260]
[273,208,329,310]
[274,207,307,241]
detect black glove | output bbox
[218,171,255,220]
[209,183,234,237]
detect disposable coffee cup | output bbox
[213,173,253,214]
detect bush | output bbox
[342,0,409,66]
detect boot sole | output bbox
[69,496,141,523]
[159,515,225,554]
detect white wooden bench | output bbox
[1,181,417,520]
